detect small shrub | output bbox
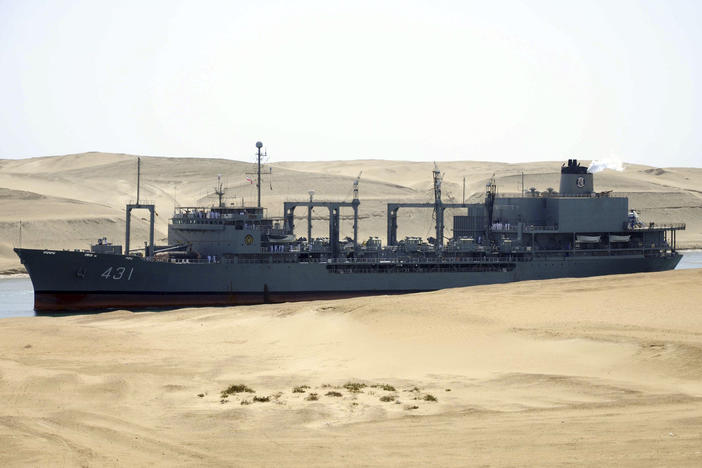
[292,385,310,393]
[423,394,437,402]
[306,393,319,401]
[221,384,255,398]
[253,396,270,403]
[407,386,420,393]
[326,391,343,397]
[241,400,251,405]
[197,393,205,398]
[344,382,367,393]
[380,384,396,392]
[220,399,228,404]
[379,395,396,402]
[405,405,419,410]
[445,389,451,392]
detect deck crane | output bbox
[353,171,362,201]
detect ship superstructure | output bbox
[15,145,685,311]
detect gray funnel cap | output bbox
[559,159,593,195]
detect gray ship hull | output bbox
[15,248,682,312]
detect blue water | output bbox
[1,251,701,319]
[679,250,702,270]
[0,276,35,318]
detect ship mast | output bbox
[485,174,497,245]
[125,156,155,258]
[433,163,444,250]
[353,171,362,251]
[136,157,141,204]
[256,141,263,208]
[214,174,224,208]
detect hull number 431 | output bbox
[100,266,134,280]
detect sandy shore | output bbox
[1,269,701,466]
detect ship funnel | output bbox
[559,159,593,195]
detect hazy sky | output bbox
[1,0,700,166]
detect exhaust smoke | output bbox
[588,156,624,174]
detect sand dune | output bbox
[0,152,700,273]
[1,269,701,465]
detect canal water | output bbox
[1,251,701,319]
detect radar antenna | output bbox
[245,141,272,208]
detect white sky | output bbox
[0,0,700,166]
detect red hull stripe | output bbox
[33,290,424,312]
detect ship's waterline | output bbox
[1,251,700,318]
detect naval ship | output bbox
[15,143,685,311]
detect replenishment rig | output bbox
[16,143,684,311]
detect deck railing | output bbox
[629,223,686,231]
[152,246,677,265]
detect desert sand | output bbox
[1,152,701,273]
[1,269,702,466]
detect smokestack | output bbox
[559,158,593,195]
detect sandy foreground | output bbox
[1,269,701,466]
